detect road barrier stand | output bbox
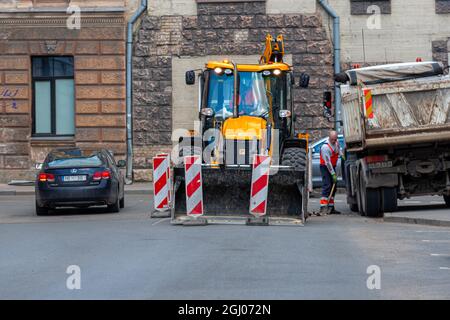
[151,154,171,218]
[247,155,271,226]
[183,155,207,226]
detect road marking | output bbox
[430,253,450,257]
[151,218,169,226]
[416,230,450,233]
[402,201,422,204]
[430,201,444,204]
[422,240,450,243]
[439,267,450,270]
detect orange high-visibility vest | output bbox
[320,143,339,167]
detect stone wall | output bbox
[432,39,450,69]
[132,0,334,181]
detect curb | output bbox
[0,189,153,196]
[384,216,450,228]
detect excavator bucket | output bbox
[171,163,309,226]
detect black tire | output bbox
[108,189,120,213]
[281,147,306,171]
[356,168,365,216]
[444,195,450,207]
[358,167,383,217]
[382,187,398,212]
[119,196,125,209]
[35,201,49,216]
[350,202,359,212]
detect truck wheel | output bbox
[444,195,450,207]
[358,168,383,217]
[281,147,306,171]
[356,168,366,216]
[382,187,398,212]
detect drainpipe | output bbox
[126,0,147,182]
[317,0,341,133]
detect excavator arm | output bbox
[260,34,285,64]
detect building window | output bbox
[350,0,391,15]
[32,56,75,137]
[436,0,450,14]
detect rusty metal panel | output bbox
[341,75,450,149]
[367,88,450,132]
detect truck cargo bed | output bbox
[341,75,450,151]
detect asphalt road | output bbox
[0,194,449,299]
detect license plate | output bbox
[63,175,86,182]
[368,161,393,169]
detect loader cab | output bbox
[195,62,296,140]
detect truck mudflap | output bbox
[171,165,308,226]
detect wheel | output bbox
[358,167,383,217]
[35,201,49,216]
[382,187,398,212]
[444,195,450,207]
[108,190,120,213]
[350,202,359,212]
[356,168,365,216]
[120,196,125,209]
[281,147,306,171]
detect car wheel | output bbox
[108,189,120,213]
[120,195,125,209]
[36,201,49,216]
[444,195,450,208]
[349,202,359,212]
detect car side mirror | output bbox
[185,70,196,85]
[117,160,126,168]
[299,73,310,88]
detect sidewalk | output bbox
[384,210,450,228]
[0,183,153,196]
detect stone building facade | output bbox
[132,0,335,181]
[0,0,128,182]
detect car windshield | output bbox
[46,149,103,168]
[208,71,284,119]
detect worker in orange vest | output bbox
[319,130,344,215]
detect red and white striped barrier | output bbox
[184,155,203,216]
[153,155,170,211]
[156,153,171,203]
[250,155,271,216]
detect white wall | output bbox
[266,0,315,14]
[323,0,450,63]
[147,0,197,16]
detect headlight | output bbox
[201,107,214,117]
[262,70,271,77]
[224,68,233,75]
[273,69,282,76]
[214,67,223,74]
[279,110,291,118]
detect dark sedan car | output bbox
[35,148,126,215]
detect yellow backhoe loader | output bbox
[172,34,311,225]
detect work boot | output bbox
[317,206,328,216]
[329,207,341,215]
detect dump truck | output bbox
[171,34,311,225]
[333,61,450,217]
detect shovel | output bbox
[326,181,337,215]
